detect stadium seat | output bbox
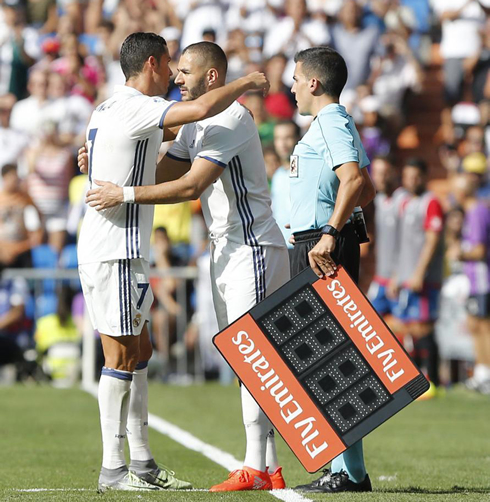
[59,244,78,269]
[31,245,59,295]
[36,293,58,318]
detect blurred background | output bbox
[0,0,488,395]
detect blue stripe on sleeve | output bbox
[166,152,190,162]
[197,155,227,168]
[159,102,177,129]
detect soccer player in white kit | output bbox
[83,42,290,492]
[77,33,270,492]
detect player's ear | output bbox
[207,68,219,87]
[147,55,158,73]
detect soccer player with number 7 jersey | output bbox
[77,32,270,492]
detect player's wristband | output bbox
[123,186,135,204]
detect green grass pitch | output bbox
[1,383,489,501]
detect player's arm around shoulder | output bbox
[162,72,270,128]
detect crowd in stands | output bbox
[0,0,489,394]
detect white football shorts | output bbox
[210,238,290,330]
[79,258,154,336]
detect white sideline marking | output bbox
[84,384,311,502]
[378,474,397,481]
[14,488,209,493]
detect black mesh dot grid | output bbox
[257,284,392,437]
[260,286,326,345]
[326,375,390,433]
[305,346,370,405]
[281,317,346,374]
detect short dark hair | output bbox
[294,46,348,98]
[120,32,168,81]
[182,41,228,75]
[404,157,428,175]
[275,119,301,139]
[1,164,17,177]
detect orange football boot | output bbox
[209,466,272,492]
[270,467,286,489]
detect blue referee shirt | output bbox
[290,103,370,233]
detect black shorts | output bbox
[290,223,360,284]
[466,293,490,318]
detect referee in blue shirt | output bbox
[290,47,376,493]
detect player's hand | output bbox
[387,279,399,300]
[78,145,88,174]
[86,180,124,210]
[407,273,424,293]
[246,72,270,96]
[308,234,337,278]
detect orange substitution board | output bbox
[213,266,429,473]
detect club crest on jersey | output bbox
[133,313,142,328]
[290,155,299,178]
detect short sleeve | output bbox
[167,125,191,162]
[317,114,361,170]
[424,198,444,232]
[197,118,251,168]
[125,96,176,139]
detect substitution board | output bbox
[213,266,429,473]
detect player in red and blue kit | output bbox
[391,158,444,393]
[368,156,406,316]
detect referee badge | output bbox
[290,155,299,178]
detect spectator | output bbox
[369,33,423,125]
[391,158,445,396]
[0,261,30,370]
[433,0,485,106]
[242,91,275,146]
[450,172,490,393]
[264,53,295,120]
[358,96,391,159]
[34,284,81,387]
[461,151,490,198]
[263,0,330,84]
[262,145,280,184]
[0,99,29,174]
[331,0,380,91]
[0,5,36,100]
[43,71,93,148]
[150,227,182,367]
[9,68,50,137]
[25,120,73,252]
[0,163,42,268]
[270,120,300,250]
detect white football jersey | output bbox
[167,101,285,248]
[78,85,175,265]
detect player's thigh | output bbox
[79,258,154,337]
[138,323,153,362]
[263,245,290,296]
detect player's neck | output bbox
[125,78,157,97]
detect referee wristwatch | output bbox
[321,224,340,239]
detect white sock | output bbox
[241,385,268,472]
[98,368,132,470]
[266,426,279,473]
[127,362,153,462]
[475,364,490,382]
